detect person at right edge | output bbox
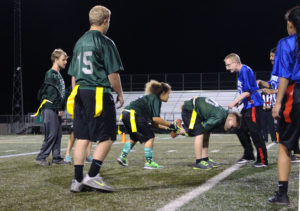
[67,5,124,193]
[268,6,300,206]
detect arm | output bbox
[152,117,171,128]
[71,76,76,89]
[272,77,289,119]
[228,91,250,109]
[257,80,271,88]
[108,72,124,109]
[262,88,278,95]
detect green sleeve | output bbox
[68,54,77,77]
[103,39,124,75]
[151,97,161,117]
[202,118,223,132]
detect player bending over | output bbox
[181,97,241,170]
[117,80,183,169]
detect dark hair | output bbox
[287,7,300,53]
[270,48,276,54]
[285,6,300,21]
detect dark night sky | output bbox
[1,0,298,114]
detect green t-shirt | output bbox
[42,69,66,111]
[68,30,124,93]
[183,97,228,132]
[125,94,162,121]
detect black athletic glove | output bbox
[167,123,177,132]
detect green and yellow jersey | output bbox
[41,69,66,111]
[183,97,228,132]
[125,94,162,121]
[68,30,124,93]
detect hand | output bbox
[272,103,281,119]
[262,88,271,94]
[228,102,236,109]
[58,111,64,116]
[257,80,261,86]
[116,94,124,109]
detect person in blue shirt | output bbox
[257,48,278,144]
[224,53,268,167]
[268,6,300,206]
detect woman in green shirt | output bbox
[117,80,180,169]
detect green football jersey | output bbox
[42,69,66,111]
[183,97,228,132]
[125,94,162,121]
[68,30,124,93]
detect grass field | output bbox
[0,134,299,211]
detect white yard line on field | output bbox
[157,143,276,211]
[0,142,125,159]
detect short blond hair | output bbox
[89,5,111,26]
[51,49,67,63]
[224,53,241,64]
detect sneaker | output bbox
[70,179,83,193]
[236,157,255,164]
[52,158,69,165]
[253,162,268,168]
[35,159,50,166]
[291,154,300,163]
[117,156,128,167]
[193,160,212,170]
[85,155,93,163]
[82,173,114,192]
[64,155,72,165]
[207,158,221,168]
[144,161,162,169]
[268,191,290,205]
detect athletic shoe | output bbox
[52,158,69,165]
[70,179,83,193]
[207,158,221,168]
[82,173,114,192]
[291,154,300,163]
[268,191,290,205]
[144,161,162,169]
[85,155,93,163]
[117,156,128,167]
[253,162,268,168]
[36,159,50,166]
[193,160,212,170]
[236,157,255,164]
[64,155,72,165]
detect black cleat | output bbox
[268,191,290,205]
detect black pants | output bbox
[237,107,268,164]
[260,109,276,142]
[36,109,62,160]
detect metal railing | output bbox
[120,71,271,91]
[3,71,272,135]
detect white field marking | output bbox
[210,150,219,153]
[167,150,177,153]
[4,150,16,152]
[160,136,187,140]
[0,142,123,159]
[0,148,66,159]
[157,143,276,211]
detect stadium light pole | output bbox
[11,0,24,133]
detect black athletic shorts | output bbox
[181,108,203,137]
[278,83,300,150]
[73,89,116,142]
[122,111,154,143]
